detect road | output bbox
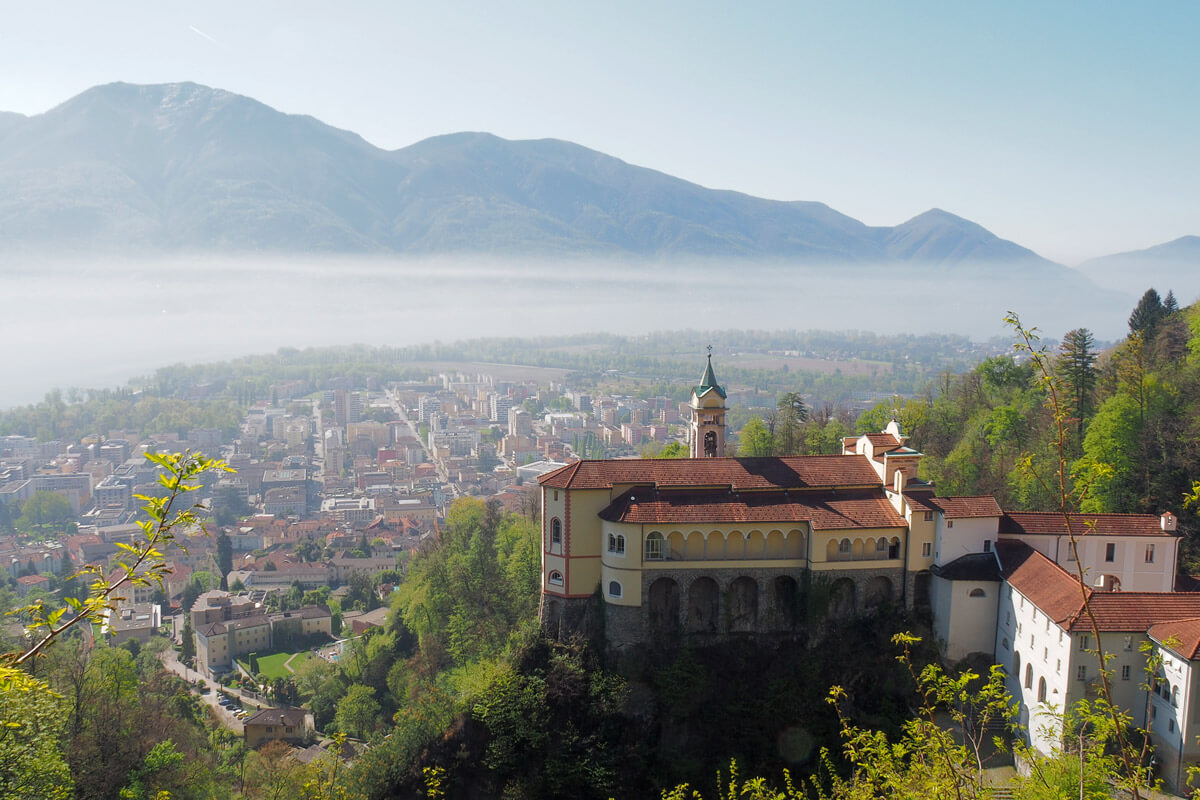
[159,647,263,733]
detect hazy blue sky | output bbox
[1,1,1195,264]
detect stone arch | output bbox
[772,575,800,630]
[729,576,759,632]
[685,531,704,560]
[745,530,766,559]
[913,571,932,609]
[852,538,865,559]
[687,576,720,633]
[648,577,680,633]
[764,530,785,558]
[829,578,856,619]
[865,575,892,608]
[727,531,746,560]
[784,529,805,558]
[704,532,724,560]
[873,537,889,560]
[888,536,901,559]
[667,531,686,560]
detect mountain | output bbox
[0,82,1060,268]
[1077,237,1200,297]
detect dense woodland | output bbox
[5,292,1200,798]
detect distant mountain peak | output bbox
[0,81,1060,267]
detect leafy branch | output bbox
[7,450,231,665]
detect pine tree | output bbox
[1057,328,1097,445]
[1128,288,1165,338]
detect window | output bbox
[1146,544,1156,563]
[1105,543,1116,562]
[922,542,932,557]
[876,538,888,553]
[1013,650,1021,678]
[838,538,852,557]
[1002,637,1010,650]
[1056,658,1061,674]
[1043,647,1048,661]
[1024,664,1033,689]
[983,539,992,553]
[608,581,622,599]
[1121,665,1131,680]
[947,520,954,529]
[1005,611,1012,626]
[1038,677,1047,703]
[551,518,562,547]
[553,490,559,501]
[645,531,665,560]
[1173,686,1179,707]
[1124,635,1133,651]
[1170,718,1176,733]
[607,533,625,555]
[1079,635,1090,652]
[923,511,933,522]
[548,570,564,587]
[1077,665,1087,681]
[969,588,985,598]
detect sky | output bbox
[0,2,1196,264]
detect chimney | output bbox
[1161,511,1178,532]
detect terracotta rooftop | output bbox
[997,540,1085,624]
[1149,618,1200,660]
[863,433,902,448]
[598,487,906,530]
[931,496,1003,519]
[538,456,883,491]
[1000,512,1173,538]
[998,540,1200,636]
[1068,593,1200,633]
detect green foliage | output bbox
[15,490,75,534]
[0,665,73,799]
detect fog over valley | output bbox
[0,252,1147,409]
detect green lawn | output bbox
[239,650,310,681]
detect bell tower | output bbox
[689,348,727,458]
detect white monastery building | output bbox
[538,356,1200,792]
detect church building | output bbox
[538,354,1200,791]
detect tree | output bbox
[737,417,775,457]
[1128,288,1166,339]
[335,684,381,740]
[181,616,196,662]
[0,666,73,799]
[1057,327,1097,446]
[775,392,810,455]
[216,532,232,590]
[16,491,74,534]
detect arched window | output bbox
[876,538,888,553]
[1037,677,1047,703]
[551,518,562,547]
[969,588,986,598]
[645,531,665,560]
[1024,664,1033,689]
[548,570,564,587]
[838,539,852,559]
[608,533,626,555]
[1013,651,1021,680]
[608,581,622,598]
[1173,686,1179,707]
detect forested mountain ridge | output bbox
[848,289,1200,564]
[0,81,1064,267]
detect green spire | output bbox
[694,353,727,399]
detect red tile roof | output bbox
[598,488,906,530]
[998,540,1200,637]
[1069,594,1200,633]
[1149,618,1200,659]
[931,496,1003,519]
[538,456,883,491]
[997,540,1085,624]
[864,433,902,448]
[1000,512,1172,538]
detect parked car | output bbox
[218,696,231,706]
